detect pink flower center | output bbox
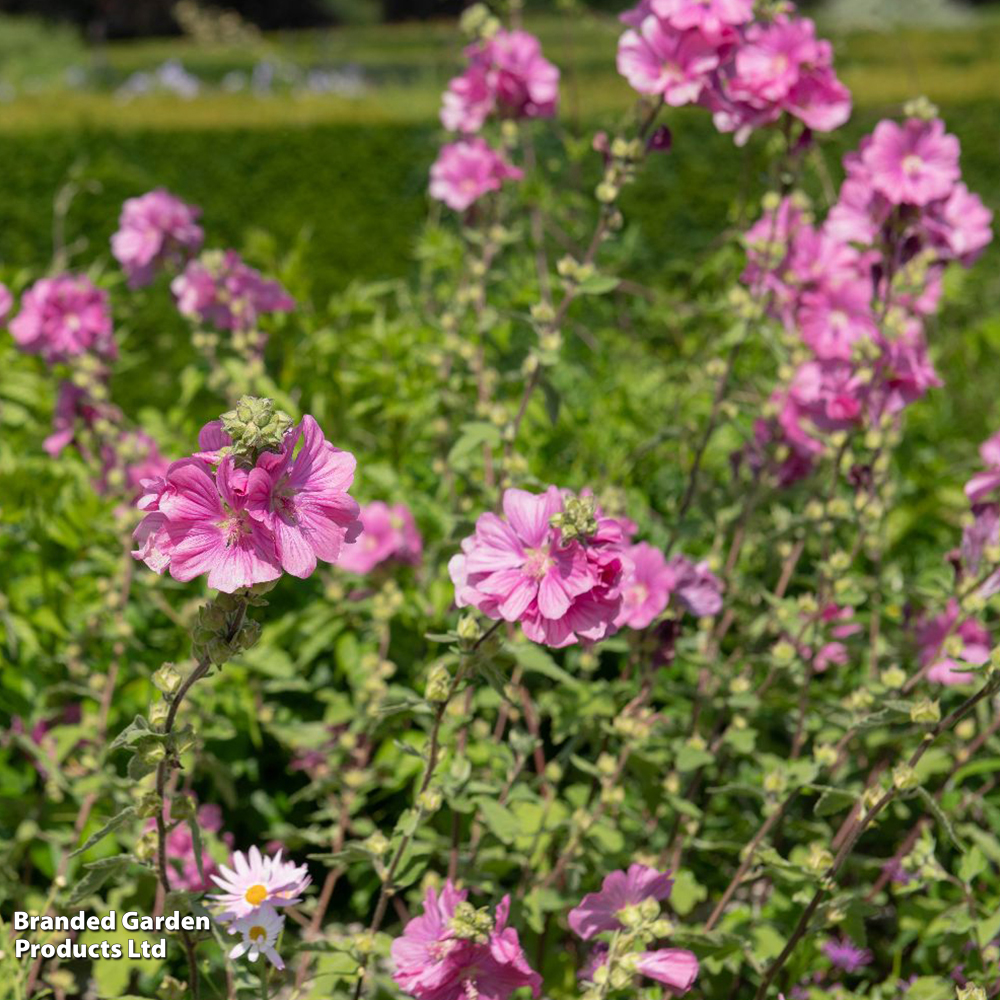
[220,509,253,547]
[902,154,924,177]
[270,478,298,522]
[626,583,649,606]
[522,546,554,579]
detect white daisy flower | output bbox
[227,904,285,969]
[209,845,309,921]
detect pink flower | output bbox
[776,359,866,457]
[635,949,700,992]
[390,881,541,1000]
[337,501,422,575]
[430,138,523,213]
[669,555,723,616]
[650,0,753,40]
[209,845,310,922]
[917,600,991,686]
[798,280,878,361]
[966,431,1000,503]
[112,188,203,288]
[100,429,170,497]
[616,542,674,629]
[617,17,722,105]
[43,381,110,457]
[0,283,13,324]
[10,275,115,365]
[925,182,993,266]
[147,456,283,592]
[145,801,230,892]
[860,118,961,207]
[245,415,362,578]
[171,250,294,332]
[869,323,940,419]
[731,16,825,104]
[800,603,862,673]
[568,864,674,940]
[450,487,626,648]
[441,29,559,133]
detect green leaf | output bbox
[916,787,964,851]
[68,856,131,905]
[576,274,620,296]
[475,798,520,845]
[959,845,987,885]
[814,786,856,817]
[448,422,501,465]
[109,716,155,751]
[511,643,580,690]
[670,869,707,916]
[70,807,137,858]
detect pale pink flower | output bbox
[798,280,878,361]
[391,881,541,1000]
[441,64,494,133]
[337,501,422,575]
[860,118,960,207]
[615,542,673,629]
[568,864,674,940]
[617,17,721,105]
[800,603,862,673]
[111,188,203,288]
[778,359,866,456]
[869,322,941,419]
[430,138,523,213]
[10,275,115,364]
[209,845,310,922]
[450,487,626,648]
[731,16,825,104]
[782,65,851,133]
[245,415,362,579]
[635,949,700,992]
[226,904,286,969]
[171,249,294,332]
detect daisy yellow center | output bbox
[245,884,269,906]
[902,154,924,176]
[522,546,554,579]
[249,925,267,942]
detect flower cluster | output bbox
[209,845,311,970]
[133,398,362,593]
[338,500,423,575]
[111,187,204,288]
[172,249,294,333]
[746,115,991,483]
[569,864,699,997]
[916,599,991,687]
[449,488,630,648]
[440,28,559,134]
[615,541,723,629]
[429,137,523,213]
[9,276,115,365]
[618,1,850,145]
[391,880,541,1000]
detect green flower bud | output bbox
[892,763,919,791]
[449,901,493,944]
[550,495,599,544]
[153,663,183,697]
[910,697,941,724]
[219,395,295,467]
[426,663,452,703]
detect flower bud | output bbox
[426,663,452,703]
[910,697,941,724]
[153,663,183,697]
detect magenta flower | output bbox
[10,275,115,365]
[650,0,753,40]
[450,487,627,648]
[617,17,722,106]
[822,936,873,974]
[337,500,422,575]
[925,182,994,266]
[916,599,990,686]
[43,381,109,457]
[430,138,523,213]
[145,801,231,891]
[112,188,204,288]
[798,280,878,362]
[568,864,674,940]
[860,118,960,207]
[669,555,724,616]
[441,29,559,133]
[616,542,673,629]
[171,249,294,332]
[635,949,700,992]
[390,881,542,1000]
[777,359,867,456]
[731,16,825,104]
[799,603,862,673]
[245,415,362,578]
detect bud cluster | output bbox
[220,394,294,467]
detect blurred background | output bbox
[0,0,996,309]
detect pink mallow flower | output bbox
[245,415,362,579]
[916,599,991,686]
[430,138,523,213]
[441,29,559,133]
[966,431,1000,504]
[860,118,960,208]
[925,182,994,267]
[391,881,541,1000]
[145,801,230,892]
[449,487,627,648]
[568,864,674,939]
[650,0,754,41]
[112,188,204,288]
[616,542,674,629]
[617,16,722,106]
[337,501,422,575]
[134,416,361,591]
[10,275,115,365]
[171,249,294,332]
